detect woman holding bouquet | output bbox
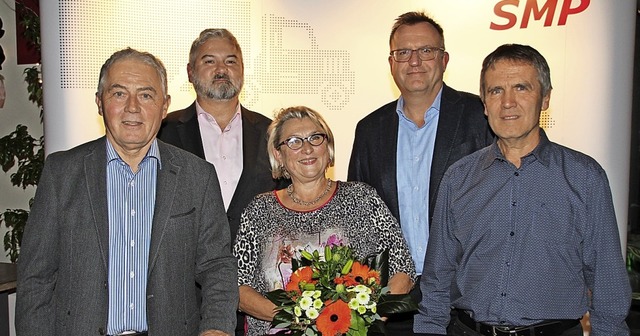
[233,106,416,335]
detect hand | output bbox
[199,330,230,336]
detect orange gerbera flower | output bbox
[285,266,315,293]
[367,269,381,285]
[349,261,371,283]
[316,300,351,336]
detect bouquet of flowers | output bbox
[266,245,417,336]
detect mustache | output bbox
[214,73,230,81]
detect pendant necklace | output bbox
[287,179,333,206]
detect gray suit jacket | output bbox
[16,137,238,336]
[158,103,281,241]
[348,84,494,224]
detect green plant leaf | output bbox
[376,293,418,316]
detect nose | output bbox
[408,50,422,66]
[501,90,516,109]
[125,96,140,113]
[300,140,314,153]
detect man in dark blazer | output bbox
[158,29,278,242]
[348,12,493,335]
[16,48,237,336]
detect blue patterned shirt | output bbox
[415,129,631,335]
[396,89,441,275]
[106,140,160,335]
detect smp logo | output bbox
[490,0,590,30]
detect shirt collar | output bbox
[395,86,444,124]
[481,128,551,170]
[195,101,242,127]
[106,138,162,169]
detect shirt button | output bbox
[131,209,136,216]
[130,181,135,187]
[130,240,135,247]
[511,201,516,206]
[514,172,519,176]
[222,155,227,160]
[510,231,515,236]
[130,271,135,278]
[130,303,134,310]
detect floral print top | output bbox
[233,181,416,335]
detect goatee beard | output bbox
[194,77,241,100]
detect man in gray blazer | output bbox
[348,12,493,335]
[16,48,238,336]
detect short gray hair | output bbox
[189,28,243,68]
[96,47,168,98]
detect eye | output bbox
[225,58,238,65]
[419,47,432,54]
[514,84,528,91]
[397,49,410,56]
[287,137,303,147]
[140,92,154,100]
[488,88,502,95]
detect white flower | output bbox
[356,291,370,305]
[313,299,323,309]
[299,296,313,310]
[313,290,322,299]
[354,284,371,294]
[348,298,360,310]
[306,307,319,319]
[294,305,302,317]
[357,305,367,314]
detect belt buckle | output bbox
[491,325,518,335]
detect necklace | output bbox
[287,179,333,206]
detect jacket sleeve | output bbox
[196,165,240,335]
[15,155,60,336]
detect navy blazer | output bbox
[158,103,280,241]
[16,138,239,335]
[348,84,494,224]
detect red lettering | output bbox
[521,0,557,28]
[490,0,519,30]
[558,0,590,25]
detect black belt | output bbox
[455,309,580,336]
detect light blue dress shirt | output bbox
[396,88,442,274]
[106,139,159,335]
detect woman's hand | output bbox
[238,285,278,321]
[387,272,413,294]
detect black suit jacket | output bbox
[348,84,494,224]
[158,102,279,241]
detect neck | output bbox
[497,137,539,168]
[401,84,442,127]
[287,178,332,207]
[197,96,239,130]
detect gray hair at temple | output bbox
[268,106,335,179]
[389,11,445,49]
[189,28,243,68]
[480,44,552,100]
[96,47,168,98]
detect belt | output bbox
[115,332,148,336]
[455,309,580,336]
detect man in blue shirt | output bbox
[16,48,238,336]
[414,44,631,336]
[348,11,493,335]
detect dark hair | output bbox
[480,44,552,99]
[189,28,243,68]
[389,11,445,49]
[97,47,167,97]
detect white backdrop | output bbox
[40,0,635,250]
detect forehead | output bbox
[196,38,241,58]
[391,22,442,48]
[105,58,162,89]
[281,117,321,136]
[485,60,539,84]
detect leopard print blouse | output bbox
[233,181,416,335]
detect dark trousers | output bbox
[447,313,583,336]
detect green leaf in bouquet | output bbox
[265,289,290,305]
[272,310,294,329]
[348,310,367,336]
[364,249,389,287]
[376,293,418,316]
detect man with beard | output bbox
[158,29,279,336]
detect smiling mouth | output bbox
[299,158,317,165]
[122,121,143,126]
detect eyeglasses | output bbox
[277,133,328,150]
[390,46,445,62]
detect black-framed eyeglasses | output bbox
[277,133,328,150]
[390,46,445,62]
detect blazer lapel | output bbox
[85,137,110,271]
[147,142,180,274]
[379,105,401,220]
[229,107,260,208]
[177,103,206,159]
[430,85,463,202]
